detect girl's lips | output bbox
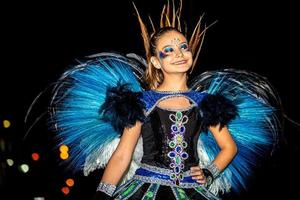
[172,60,188,65]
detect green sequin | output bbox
[175,156,181,164]
[146,191,153,197]
[176,111,183,120]
[169,141,176,148]
[116,180,142,199]
[173,187,189,200]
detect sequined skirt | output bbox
[112,164,220,200]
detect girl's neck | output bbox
[156,73,189,92]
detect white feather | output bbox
[83,136,144,182]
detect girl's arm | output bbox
[96,121,143,196]
[191,124,237,184]
[208,124,237,170]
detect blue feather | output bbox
[100,83,145,133]
[190,69,281,194]
[51,53,143,172]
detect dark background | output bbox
[1,0,299,199]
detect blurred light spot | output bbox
[60,152,69,160]
[20,164,29,173]
[3,120,11,128]
[59,144,69,152]
[34,197,45,200]
[31,152,40,161]
[0,138,5,151]
[61,186,70,195]
[66,178,74,187]
[6,159,14,166]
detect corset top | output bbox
[140,105,202,173]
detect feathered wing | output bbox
[189,69,282,195]
[50,52,146,182]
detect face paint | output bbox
[159,42,189,59]
[180,43,189,51]
[159,51,168,59]
[170,38,181,45]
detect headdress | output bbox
[133,0,215,73]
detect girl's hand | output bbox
[190,166,206,184]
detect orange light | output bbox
[31,153,40,161]
[60,152,69,160]
[59,145,69,152]
[66,178,74,187]
[61,186,70,195]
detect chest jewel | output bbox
[167,111,189,185]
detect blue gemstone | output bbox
[176,146,182,153]
[175,166,180,173]
[171,125,178,132]
[181,152,188,159]
[179,126,185,133]
[168,152,176,158]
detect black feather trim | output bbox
[100,83,145,134]
[200,94,238,131]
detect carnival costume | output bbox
[49,51,280,200]
[47,1,281,199]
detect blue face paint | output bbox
[159,47,174,59]
[159,51,168,59]
[180,43,189,51]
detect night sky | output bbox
[1,0,299,199]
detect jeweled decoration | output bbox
[167,111,189,185]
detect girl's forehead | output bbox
[157,31,187,47]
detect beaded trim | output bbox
[114,179,135,196]
[135,164,198,188]
[152,90,192,94]
[141,183,160,200]
[206,163,221,179]
[140,162,191,176]
[96,182,116,197]
[145,94,198,116]
[115,180,143,200]
[171,186,188,200]
[133,164,220,199]
[167,110,189,185]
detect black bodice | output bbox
[140,106,202,172]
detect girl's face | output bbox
[151,31,193,74]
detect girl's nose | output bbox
[175,48,184,57]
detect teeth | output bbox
[174,61,186,64]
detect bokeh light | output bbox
[3,120,11,128]
[19,164,30,173]
[59,144,69,152]
[66,178,74,187]
[60,152,69,160]
[6,158,14,166]
[0,138,5,151]
[61,186,70,195]
[31,152,40,161]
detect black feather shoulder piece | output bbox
[100,83,145,134]
[199,93,238,131]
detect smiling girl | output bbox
[48,1,281,200]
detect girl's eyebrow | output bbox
[161,42,188,49]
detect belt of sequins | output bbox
[133,163,200,188]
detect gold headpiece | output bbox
[133,0,215,72]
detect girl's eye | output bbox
[163,47,174,53]
[181,44,189,50]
